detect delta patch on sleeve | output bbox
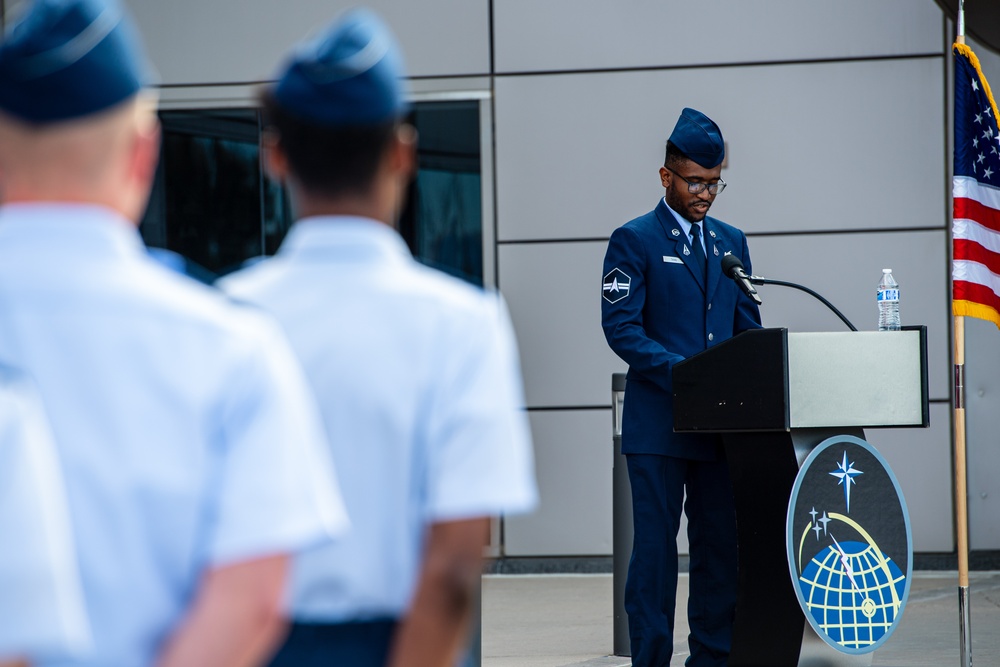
[603,268,631,303]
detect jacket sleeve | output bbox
[733,232,763,335]
[601,225,684,393]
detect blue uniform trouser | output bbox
[267,618,397,667]
[625,453,738,667]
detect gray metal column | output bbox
[612,373,631,657]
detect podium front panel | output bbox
[787,330,927,428]
[673,328,790,432]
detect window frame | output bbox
[156,80,497,288]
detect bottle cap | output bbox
[882,268,892,273]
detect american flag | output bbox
[953,43,1000,329]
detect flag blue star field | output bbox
[953,43,1000,329]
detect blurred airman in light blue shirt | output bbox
[0,1,350,665]
[220,9,538,667]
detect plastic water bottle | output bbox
[877,269,901,331]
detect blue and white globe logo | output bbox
[786,435,912,654]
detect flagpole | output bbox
[954,5,972,667]
[954,315,972,667]
[957,0,966,45]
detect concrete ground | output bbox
[481,571,1000,667]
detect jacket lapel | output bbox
[703,219,722,302]
[654,199,705,293]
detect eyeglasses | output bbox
[665,166,727,195]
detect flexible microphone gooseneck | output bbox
[719,253,858,332]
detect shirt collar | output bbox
[278,215,412,263]
[662,197,707,251]
[0,203,145,259]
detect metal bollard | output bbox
[612,373,632,657]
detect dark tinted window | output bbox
[140,101,482,285]
[400,100,483,286]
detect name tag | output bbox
[663,256,683,264]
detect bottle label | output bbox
[878,289,900,302]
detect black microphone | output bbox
[720,253,762,305]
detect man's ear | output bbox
[131,119,161,192]
[122,117,161,218]
[659,166,671,189]
[117,115,162,224]
[391,123,418,182]
[262,130,289,183]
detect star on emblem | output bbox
[984,167,994,180]
[819,511,831,535]
[830,451,863,513]
[976,113,983,124]
[979,153,986,164]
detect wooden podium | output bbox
[672,327,928,666]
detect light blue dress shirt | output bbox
[220,216,538,622]
[663,197,707,255]
[0,204,350,667]
[0,368,89,662]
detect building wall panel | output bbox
[493,0,943,73]
[122,0,490,84]
[500,241,624,409]
[504,410,613,556]
[494,58,945,243]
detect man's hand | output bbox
[386,517,491,667]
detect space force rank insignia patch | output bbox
[786,435,912,655]
[603,268,631,303]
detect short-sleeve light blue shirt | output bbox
[0,368,89,662]
[220,216,538,621]
[0,204,350,667]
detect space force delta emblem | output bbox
[603,268,631,303]
[786,435,912,655]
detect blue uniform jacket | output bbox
[602,198,761,459]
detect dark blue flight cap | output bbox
[272,8,409,126]
[668,108,725,169]
[0,0,152,124]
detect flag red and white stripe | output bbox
[953,176,1000,324]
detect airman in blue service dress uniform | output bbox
[0,1,349,665]
[602,108,761,667]
[219,10,538,667]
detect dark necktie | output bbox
[690,223,707,279]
